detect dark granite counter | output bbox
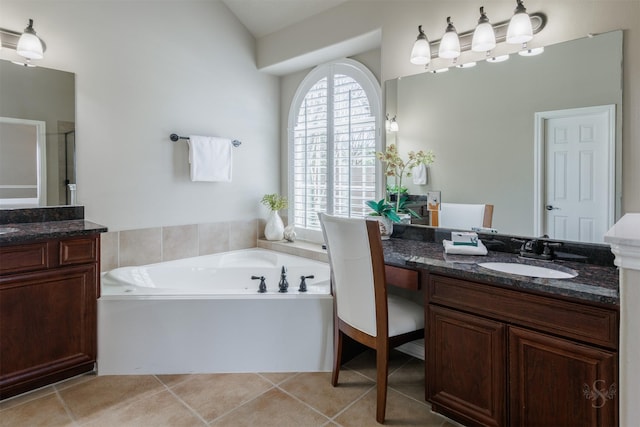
[382,238,619,306]
[0,220,107,245]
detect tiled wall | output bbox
[100,218,261,272]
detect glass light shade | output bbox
[389,118,399,132]
[439,18,460,59]
[507,11,533,44]
[17,32,43,60]
[410,38,431,65]
[472,22,496,52]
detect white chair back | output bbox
[440,203,490,229]
[318,213,378,337]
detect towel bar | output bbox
[170,133,241,147]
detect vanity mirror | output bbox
[386,30,623,243]
[0,59,75,208]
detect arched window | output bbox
[288,59,381,241]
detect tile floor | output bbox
[0,350,458,427]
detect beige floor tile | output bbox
[279,371,374,418]
[210,388,329,427]
[334,388,443,427]
[170,373,272,422]
[156,374,192,388]
[54,372,98,391]
[0,393,73,427]
[0,385,55,411]
[259,372,298,385]
[82,390,205,427]
[388,357,427,403]
[344,349,411,381]
[58,375,164,423]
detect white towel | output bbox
[187,135,232,182]
[412,164,427,185]
[443,239,488,255]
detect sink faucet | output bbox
[513,238,562,261]
[278,266,289,293]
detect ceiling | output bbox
[221,0,350,38]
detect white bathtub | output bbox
[98,248,333,375]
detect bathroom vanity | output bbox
[0,207,106,399]
[382,231,619,427]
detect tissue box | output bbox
[452,231,478,246]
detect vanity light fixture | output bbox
[471,7,496,52]
[0,18,47,66]
[438,17,461,59]
[506,0,533,44]
[409,2,545,69]
[410,25,431,65]
[385,114,399,132]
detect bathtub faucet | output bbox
[278,266,289,293]
[251,275,267,293]
[299,275,314,292]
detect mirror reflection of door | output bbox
[535,105,615,243]
[0,117,46,207]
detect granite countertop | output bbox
[0,220,108,245]
[382,238,619,306]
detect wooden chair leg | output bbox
[331,328,343,387]
[376,342,390,423]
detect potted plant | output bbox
[366,198,401,239]
[376,144,435,214]
[261,193,288,241]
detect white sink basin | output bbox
[478,262,578,279]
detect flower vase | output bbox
[370,216,393,240]
[265,210,285,241]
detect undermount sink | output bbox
[478,262,578,279]
[0,227,19,235]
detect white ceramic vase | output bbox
[370,216,393,240]
[265,210,285,241]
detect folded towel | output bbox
[188,135,232,182]
[443,239,488,255]
[452,231,478,246]
[412,164,427,185]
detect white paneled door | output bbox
[535,105,615,243]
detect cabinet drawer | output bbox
[428,274,618,350]
[59,236,98,266]
[386,265,420,290]
[0,242,50,275]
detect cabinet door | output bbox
[0,264,97,398]
[428,305,506,427]
[509,326,617,427]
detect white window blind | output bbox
[290,60,379,233]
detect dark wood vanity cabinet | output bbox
[0,235,100,399]
[426,273,618,427]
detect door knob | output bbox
[545,205,560,211]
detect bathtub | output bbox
[98,248,333,375]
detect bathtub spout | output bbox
[251,275,267,293]
[278,266,289,293]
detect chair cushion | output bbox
[387,294,425,337]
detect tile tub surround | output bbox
[100,218,259,271]
[0,349,454,427]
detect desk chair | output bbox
[318,213,424,423]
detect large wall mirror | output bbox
[386,31,623,244]
[0,59,75,208]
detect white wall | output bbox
[1,1,280,231]
[266,0,640,216]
